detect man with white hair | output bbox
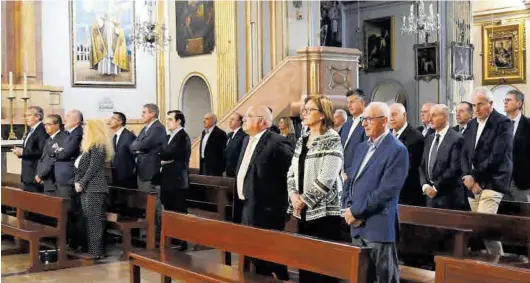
[235,106,293,281]
[461,87,513,256]
[342,102,409,283]
[388,103,425,206]
[418,103,436,136]
[419,104,464,209]
[333,109,347,133]
[199,112,228,176]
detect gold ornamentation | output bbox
[327,66,352,91]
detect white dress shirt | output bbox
[393,122,408,139]
[167,127,183,144]
[475,116,489,149]
[511,112,521,136]
[236,129,267,200]
[24,122,42,147]
[114,127,125,146]
[201,126,215,159]
[422,124,450,193]
[345,116,361,147]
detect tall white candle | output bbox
[8,72,15,98]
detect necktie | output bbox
[236,137,257,200]
[459,126,465,134]
[113,134,117,151]
[24,127,34,147]
[428,134,441,181]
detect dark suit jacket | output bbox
[20,123,48,184]
[269,124,281,134]
[36,131,66,182]
[52,126,83,186]
[339,118,366,173]
[235,130,293,230]
[111,128,137,188]
[342,133,409,243]
[513,115,530,189]
[74,145,108,193]
[419,128,464,201]
[452,124,469,135]
[130,120,166,183]
[199,126,227,176]
[398,125,425,206]
[461,109,513,195]
[160,129,191,191]
[224,129,247,177]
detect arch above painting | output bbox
[490,84,519,116]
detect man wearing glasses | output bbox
[342,102,409,283]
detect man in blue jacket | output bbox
[341,102,409,283]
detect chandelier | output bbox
[132,1,172,53]
[401,0,441,42]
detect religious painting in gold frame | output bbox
[69,0,136,88]
[482,21,526,85]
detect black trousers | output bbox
[23,182,43,193]
[161,188,188,249]
[297,216,342,283]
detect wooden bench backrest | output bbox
[399,205,530,243]
[1,186,67,219]
[434,255,530,283]
[189,174,235,189]
[161,211,370,281]
[188,174,234,221]
[498,200,530,217]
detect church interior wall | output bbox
[40,1,156,121]
[287,1,310,56]
[344,1,440,126]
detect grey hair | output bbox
[143,103,160,118]
[433,104,450,118]
[367,101,390,119]
[472,87,494,103]
[390,103,407,115]
[249,106,273,127]
[28,106,44,121]
[68,109,84,124]
[506,89,525,110]
[334,109,347,120]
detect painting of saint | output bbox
[70,0,135,87]
[364,17,394,72]
[493,39,513,69]
[175,1,215,57]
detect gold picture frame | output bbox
[482,21,526,85]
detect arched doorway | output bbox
[181,75,212,139]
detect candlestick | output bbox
[410,4,414,15]
[7,95,17,140]
[22,72,29,99]
[429,4,433,17]
[8,71,15,99]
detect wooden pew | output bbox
[434,255,530,283]
[188,174,233,221]
[498,200,530,217]
[106,186,156,260]
[129,211,371,283]
[1,186,92,272]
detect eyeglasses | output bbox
[301,108,320,115]
[360,116,385,124]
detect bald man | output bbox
[235,105,293,281]
[419,104,463,209]
[418,103,435,136]
[199,113,228,176]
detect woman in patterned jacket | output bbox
[74,120,114,259]
[287,95,344,283]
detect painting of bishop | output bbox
[70,0,135,87]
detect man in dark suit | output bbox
[342,102,409,283]
[235,106,293,281]
[35,115,64,193]
[12,106,48,193]
[462,87,513,256]
[199,113,227,176]
[453,101,473,135]
[340,89,366,174]
[418,103,435,137]
[130,103,167,235]
[108,112,137,188]
[419,104,463,209]
[333,109,347,134]
[389,103,425,206]
[225,112,247,178]
[504,90,530,202]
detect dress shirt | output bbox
[114,127,125,146]
[144,119,158,133]
[236,129,266,200]
[345,115,361,147]
[227,127,241,145]
[511,112,521,136]
[24,121,42,147]
[475,115,490,149]
[201,126,214,159]
[422,124,450,193]
[167,127,183,144]
[68,125,79,134]
[354,130,389,181]
[393,122,408,139]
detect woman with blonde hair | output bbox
[278,116,297,148]
[74,119,114,259]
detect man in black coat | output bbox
[108,112,137,188]
[504,90,530,202]
[453,101,473,135]
[462,88,513,256]
[235,106,293,281]
[418,103,435,137]
[389,103,425,206]
[35,115,64,193]
[419,104,463,209]
[225,112,247,178]
[199,113,227,176]
[12,106,48,193]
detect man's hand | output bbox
[344,208,355,225]
[75,182,83,193]
[462,175,476,190]
[11,146,23,157]
[426,187,437,199]
[35,175,42,184]
[472,183,483,195]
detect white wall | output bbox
[287,1,310,55]
[41,0,156,120]
[344,1,440,125]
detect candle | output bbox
[23,72,28,99]
[403,15,406,24]
[24,51,28,73]
[410,4,414,15]
[429,4,433,17]
[8,72,15,99]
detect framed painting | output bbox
[363,16,394,72]
[70,0,136,88]
[175,1,215,57]
[451,42,474,81]
[482,21,526,85]
[414,43,440,81]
